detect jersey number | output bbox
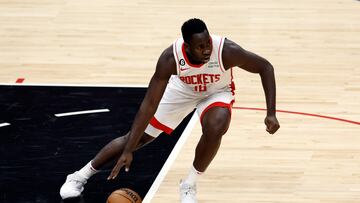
[194,85,207,92]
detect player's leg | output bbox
[91,132,155,169]
[193,106,231,172]
[180,92,233,203]
[59,133,155,199]
[180,106,231,202]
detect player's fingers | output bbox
[108,165,121,180]
[268,123,280,134]
[273,123,280,132]
[107,160,124,180]
[266,123,274,134]
[266,126,272,134]
[265,120,273,133]
[124,157,133,172]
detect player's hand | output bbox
[107,151,133,180]
[264,115,280,134]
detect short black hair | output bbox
[181,18,208,44]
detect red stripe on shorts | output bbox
[200,101,233,124]
[149,117,173,135]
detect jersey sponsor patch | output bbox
[208,61,219,68]
[179,59,186,66]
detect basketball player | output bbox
[60,18,280,202]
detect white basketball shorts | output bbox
[144,77,234,137]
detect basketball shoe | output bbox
[60,171,87,199]
[179,180,197,203]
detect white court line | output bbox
[142,113,199,203]
[0,122,11,128]
[55,109,110,117]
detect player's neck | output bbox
[185,50,203,65]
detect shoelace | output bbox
[182,185,196,196]
[68,174,86,186]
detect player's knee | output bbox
[205,121,229,138]
[202,108,231,137]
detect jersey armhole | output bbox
[218,37,226,72]
[172,39,180,75]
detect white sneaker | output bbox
[59,171,87,199]
[179,180,197,203]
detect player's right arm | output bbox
[108,45,177,179]
[124,46,176,153]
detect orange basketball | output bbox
[106,188,142,203]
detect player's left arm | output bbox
[222,38,280,134]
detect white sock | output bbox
[183,165,203,186]
[78,160,99,179]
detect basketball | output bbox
[106,188,142,203]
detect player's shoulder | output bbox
[159,45,176,65]
[156,44,177,75]
[222,38,247,59]
[223,38,241,52]
[162,45,174,57]
[221,38,249,69]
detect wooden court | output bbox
[1,0,359,202]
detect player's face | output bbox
[186,30,212,64]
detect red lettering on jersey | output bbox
[180,76,185,83]
[196,74,203,84]
[180,74,221,91]
[184,76,190,84]
[198,85,207,92]
[209,74,215,83]
[203,74,209,85]
[190,75,196,84]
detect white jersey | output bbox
[171,34,234,97]
[144,35,235,137]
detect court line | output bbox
[15,78,25,83]
[55,109,110,117]
[233,106,360,125]
[143,113,199,203]
[0,123,11,128]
